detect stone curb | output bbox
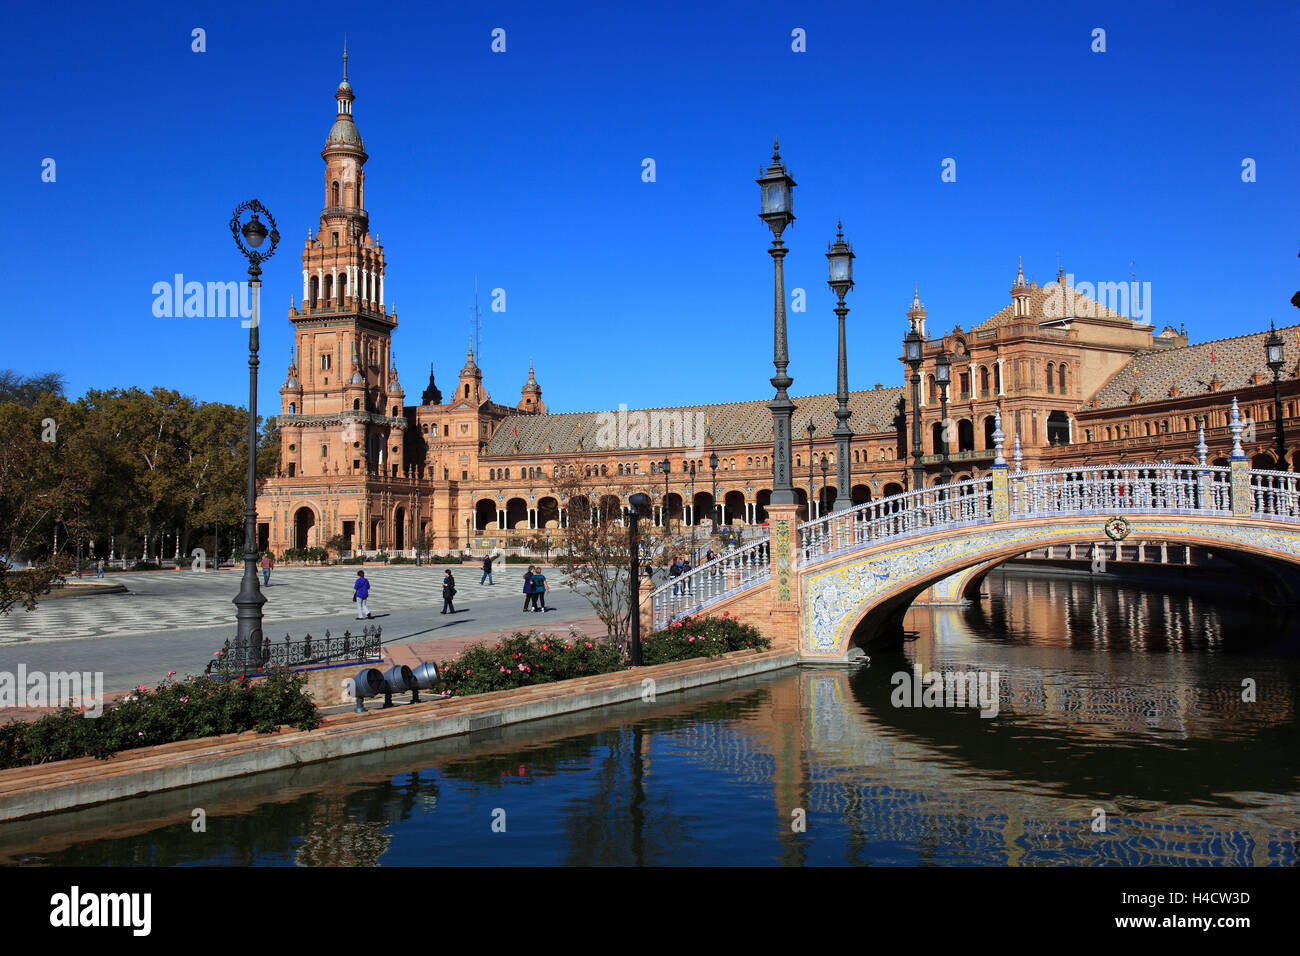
[0,649,798,822]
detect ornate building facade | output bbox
[255,60,1299,556]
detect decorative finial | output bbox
[772,137,781,163]
[1229,397,1245,459]
[836,218,843,237]
[342,37,349,81]
[1012,434,1023,473]
[1196,417,1208,467]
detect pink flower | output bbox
[585,642,593,648]
[500,666,507,672]
[138,684,147,692]
[180,697,189,703]
[722,611,729,617]
[214,650,224,656]
[542,644,549,650]
[688,637,695,642]
[167,670,176,676]
[137,731,143,737]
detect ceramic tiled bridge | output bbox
[648,400,1300,661]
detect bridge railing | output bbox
[649,534,771,630]
[1008,464,1232,518]
[1249,468,1300,521]
[800,475,995,564]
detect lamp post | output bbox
[1265,321,1288,470]
[626,492,650,666]
[660,457,671,546]
[935,350,952,485]
[820,454,829,514]
[709,451,719,535]
[805,420,816,517]
[826,221,855,510]
[414,482,422,566]
[904,328,925,491]
[229,199,279,670]
[688,460,697,562]
[757,139,798,505]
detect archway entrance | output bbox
[294,507,316,550]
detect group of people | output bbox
[347,559,552,620]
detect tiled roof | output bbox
[482,387,906,458]
[975,278,1132,331]
[1087,324,1300,410]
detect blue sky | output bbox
[7,0,1298,414]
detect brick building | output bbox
[255,60,1300,556]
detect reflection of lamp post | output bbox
[826,221,855,511]
[757,139,798,505]
[904,328,924,492]
[229,199,279,670]
[1265,320,1288,470]
[626,493,651,666]
[935,350,952,485]
[805,420,816,517]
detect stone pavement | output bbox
[0,564,605,714]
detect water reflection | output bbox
[2,572,1297,866]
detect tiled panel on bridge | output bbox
[0,565,541,644]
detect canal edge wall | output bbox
[0,649,799,823]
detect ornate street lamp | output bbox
[805,420,816,517]
[688,460,697,561]
[229,199,279,670]
[826,221,855,510]
[935,350,952,485]
[709,451,720,532]
[1265,321,1288,470]
[660,457,672,541]
[904,327,925,492]
[626,492,651,666]
[819,454,829,514]
[757,139,798,505]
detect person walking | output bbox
[680,557,693,594]
[523,566,535,612]
[96,558,105,578]
[354,570,372,619]
[481,553,494,585]
[530,567,549,612]
[670,558,682,595]
[442,569,457,614]
[261,551,274,587]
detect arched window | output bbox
[504,468,510,479]
[353,399,361,410]
[324,275,333,304]
[927,375,937,403]
[1046,363,1055,393]
[332,181,340,205]
[310,276,319,307]
[489,468,495,480]
[288,402,296,414]
[1058,364,1067,391]
[464,384,470,398]
[392,406,399,417]
[980,366,990,396]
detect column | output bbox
[302,270,309,301]
[379,275,385,308]
[362,269,369,306]
[969,362,976,397]
[1160,541,1168,563]
[997,357,1005,396]
[497,508,505,531]
[766,501,802,654]
[529,508,537,530]
[331,269,338,305]
[1067,416,1074,443]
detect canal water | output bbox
[2,570,1297,866]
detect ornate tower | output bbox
[1010,257,1031,316]
[518,361,545,413]
[906,284,928,337]
[281,48,403,479]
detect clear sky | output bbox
[7,0,1298,415]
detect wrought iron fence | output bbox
[205,625,383,675]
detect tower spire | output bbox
[342,36,348,82]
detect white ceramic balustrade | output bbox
[649,536,771,630]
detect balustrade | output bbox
[649,536,771,630]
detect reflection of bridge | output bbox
[650,401,1300,660]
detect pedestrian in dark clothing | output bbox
[481,555,494,585]
[680,558,693,593]
[670,559,682,595]
[523,566,535,611]
[531,569,548,611]
[442,570,457,614]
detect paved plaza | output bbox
[0,564,597,696]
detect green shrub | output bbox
[640,613,769,665]
[438,631,623,698]
[0,666,321,770]
[388,556,414,564]
[338,555,365,565]
[504,555,536,564]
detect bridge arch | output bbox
[804,517,1300,657]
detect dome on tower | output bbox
[326,117,364,150]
